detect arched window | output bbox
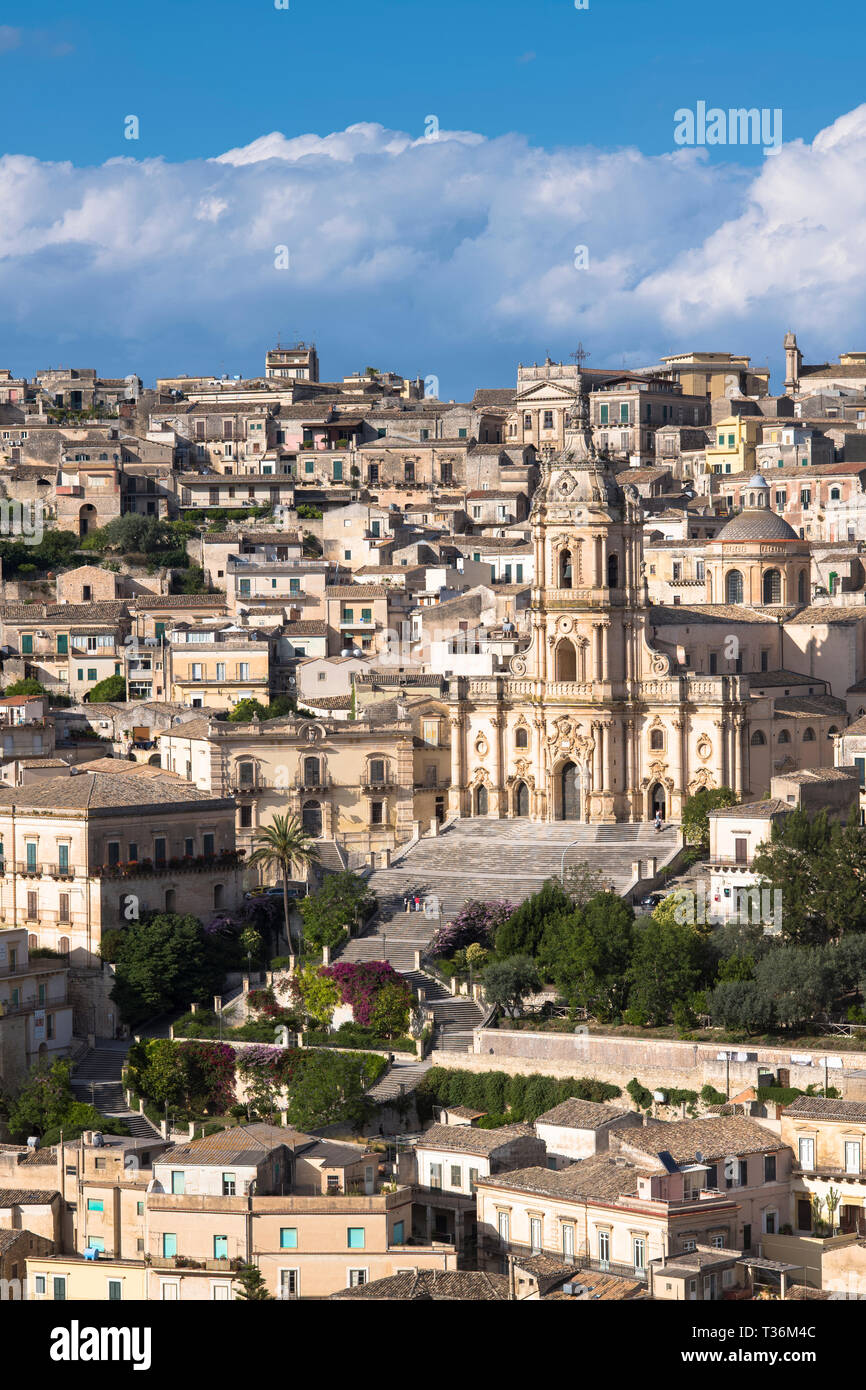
[828,725,839,740]
[830,487,841,500]
[763,568,782,604]
[28,933,37,950]
[303,756,320,788]
[302,801,323,837]
[555,641,577,682]
[164,888,176,913]
[59,936,70,957]
[236,760,255,789]
[802,727,816,742]
[797,570,807,604]
[725,569,743,604]
[559,549,573,588]
[649,728,664,751]
[515,726,529,749]
[214,883,224,909]
[750,730,766,745]
[368,757,387,787]
[777,729,791,744]
[607,553,619,589]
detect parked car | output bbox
[639,891,664,910]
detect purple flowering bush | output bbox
[429,899,514,959]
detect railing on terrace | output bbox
[93,850,245,879]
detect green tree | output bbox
[751,808,841,945]
[562,860,604,907]
[298,871,376,952]
[86,673,126,703]
[482,955,541,1018]
[247,813,321,953]
[235,1264,274,1300]
[109,913,221,1025]
[228,698,269,723]
[294,966,340,1028]
[495,879,571,958]
[627,918,702,1026]
[681,786,738,853]
[5,1059,129,1143]
[541,892,634,1019]
[369,980,413,1039]
[3,678,46,697]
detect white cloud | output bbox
[2,110,866,387]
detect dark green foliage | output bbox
[495,879,571,957]
[540,892,634,1019]
[3,1058,130,1143]
[109,913,228,1025]
[626,1077,654,1110]
[86,673,126,703]
[627,918,703,1026]
[299,872,376,950]
[681,786,738,852]
[235,1264,274,1300]
[0,529,80,577]
[416,1067,620,1125]
[482,955,541,1017]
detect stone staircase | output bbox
[340,819,679,973]
[338,819,678,1087]
[367,1058,432,1104]
[72,1039,162,1141]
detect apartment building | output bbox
[0,771,239,1020]
[0,601,131,699]
[409,1122,546,1251]
[163,623,275,709]
[0,925,74,1083]
[533,1098,638,1168]
[477,1116,790,1278]
[781,1097,866,1239]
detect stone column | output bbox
[491,713,505,817]
[448,713,464,817]
[533,717,547,821]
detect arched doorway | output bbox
[475,784,489,816]
[302,800,322,837]
[555,641,576,681]
[514,781,529,817]
[559,761,581,821]
[649,782,666,819]
[164,888,176,913]
[78,503,98,537]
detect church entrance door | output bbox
[560,761,581,821]
[514,781,530,817]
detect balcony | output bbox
[362,781,396,795]
[93,850,245,880]
[293,772,333,793]
[0,988,69,1014]
[14,861,43,878]
[45,863,77,880]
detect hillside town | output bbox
[3,335,866,1305]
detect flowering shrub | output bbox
[429,899,514,959]
[322,961,412,1027]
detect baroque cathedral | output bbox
[444,395,839,824]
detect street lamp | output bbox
[560,835,587,885]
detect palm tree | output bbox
[246,813,320,955]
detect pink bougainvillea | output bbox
[321,960,411,1027]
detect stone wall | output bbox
[426,1027,865,1097]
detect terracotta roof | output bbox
[783,1096,866,1123]
[535,1099,630,1131]
[0,1189,58,1205]
[615,1116,783,1164]
[707,799,791,819]
[332,1270,509,1300]
[478,1154,643,1202]
[415,1123,536,1157]
[131,595,227,609]
[325,586,389,598]
[0,771,230,812]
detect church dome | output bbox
[715,510,799,543]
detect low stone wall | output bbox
[427,1027,866,1098]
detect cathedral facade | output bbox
[444,409,838,824]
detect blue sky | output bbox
[1,0,865,395]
